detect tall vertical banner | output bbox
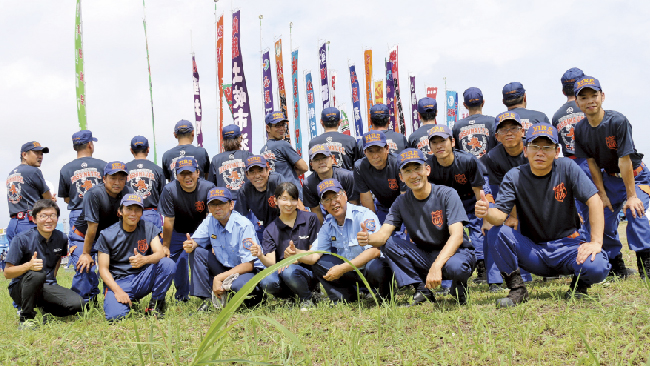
[223,84,234,116]
[340,109,351,136]
[261,49,274,115]
[304,72,318,139]
[446,90,458,128]
[385,61,396,131]
[74,0,87,130]
[216,14,224,151]
[274,39,291,143]
[231,10,252,152]
[319,42,329,108]
[374,81,384,104]
[364,49,373,129]
[389,46,406,135]
[409,76,419,131]
[426,86,438,100]
[349,64,364,138]
[142,0,157,163]
[192,56,204,147]
[330,71,336,108]
[291,49,303,159]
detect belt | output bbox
[72,226,86,238]
[10,211,33,221]
[567,231,580,239]
[144,208,157,211]
[607,162,645,178]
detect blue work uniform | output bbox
[6,164,50,243]
[353,154,405,224]
[303,167,359,213]
[261,139,304,199]
[126,159,165,230]
[408,124,435,158]
[507,107,550,133]
[234,173,284,242]
[207,150,252,195]
[161,145,210,182]
[309,131,360,170]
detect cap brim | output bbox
[245,163,266,171]
[176,167,197,174]
[428,133,451,140]
[208,197,230,204]
[319,187,341,199]
[123,202,144,208]
[497,119,522,127]
[310,152,331,160]
[363,142,387,150]
[267,119,289,125]
[399,159,426,170]
[575,85,601,96]
[527,135,558,145]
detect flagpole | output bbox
[214,0,221,151]
[259,14,266,144]
[444,77,447,127]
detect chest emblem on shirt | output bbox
[195,201,205,212]
[363,219,376,232]
[431,210,444,228]
[606,136,617,150]
[137,239,148,253]
[388,179,398,190]
[455,174,467,185]
[553,182,567,203]
[6,172,24,204]
[268,196,277,208]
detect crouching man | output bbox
[97,194,175,320]
[475,125,611,308]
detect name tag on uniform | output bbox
[331,236,337,241]
[299,236,309,239]
[53,248,62,252]
[211,234,217,239]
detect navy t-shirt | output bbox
[574,110,644,174]
[353,154,406,210]
[452,114,497,159]
[96,220,161,279]
[408,124,435,157]
[481,144,527,186]
[58,157,107,211]
[234,173,284,228]
[6,164,50,216]
[495,158,598,243]
[385,185,471,250]
[552,101,584,157]
[303,167,359,209]
[308,131,359,170]
[126,159,165,209]
[261,139,303,192]
[508,107,551,133]
[6,228,68,287]
[158,179,215,234]
[73,183,133,235]
[428,150,484,212]
[161,144,210,181]
[207,150,253,194]
[261,210,321,262]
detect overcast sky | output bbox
[1,0,649,228]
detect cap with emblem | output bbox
[21,141,49,154]
[561,67,584,86]
[397,148,427,169]
[245,155,267,171]
[104,161,128,176]
[362,131,387,150]
[317,178,343,200]
[130,136,149,150]
[175,157,198,174]
[222,124,241,139]
[417,97,438,114]
[495,111,522,129]
[574,76,602,96]
[370,104,390,121]
[321,107,341,123]
[72,130,98,146]
[120,193,144,208]
[207,187,232,203]
[309,144,332,160]
[526,123,558,145]
[174,120,194,134]
[427,125,452,140]
[265,111,289,125]
[463,87,483,107]
[502,82,526,101]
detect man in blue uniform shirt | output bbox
[97,194,174,320]
[161,120,210,182]
[408,97,438,158]
[502,82,551,132]
[207,124,252,195]
[159,157,215,302]
[126,136,165,230]
[476,124,610,307]
[309,107,360,170]
[358,148,476,306]
[453,87,497,160]
[358,104,408,155]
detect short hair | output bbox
[131,147,148,154]
[175,131,193,140]
[504,95,524,107]
[32,199,60,218]
[223,138,241,151]
[73,142,90,152]
[371,116,389,128]
[274,181,299,200]
[420,111,437,122]
[562,84,574,97]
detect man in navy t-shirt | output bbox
[453,88,497,160]
[574,76,650,279]
[161,120,210,182]
[477,124,610,307]
[309,107,360,170]
[126,136,165,231]
[97,194,174,320]
[358,148,476,306]
[358,104,408,155]
[158,157,215,302]
[502,82,550,132]
[408,97,438,158]
[207,124,252,195]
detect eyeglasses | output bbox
[37,214,57,221]
[321,191,343,205]
[527,144,556,153]
[277,197,298,204]
[497,126,522,135]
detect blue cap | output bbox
[20,141,49,154]
[417,97,438,114]
[574,76,602,96]
[561,67,584,86]
[130,136,149,150]
[502,82,526,101]
[174,120,194,134]
[427,125,452,140]
[309,144,331,160]
[463,87,483,107]
[317,178,343,199]
[398,148,427,170]
[362,131,387,150]
[72,130,98,146]
[175,157,198,174]
[526,123,558,145]
[207,187,232,203]
[321,107,341,123]
[104,161,128,176]
[222,124,241,139]
[245,155,267,171]
[265,111,288,125]
[495,111,522,129]
[370,104,390,120]
[120,193,144,208]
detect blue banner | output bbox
[305,72,317,139]
[291,50,302,157]
[348,64,364,138]
[446,90,458,128]
[261,49,274,115]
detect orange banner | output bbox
[374,81,383,104]
[364,49,373,130]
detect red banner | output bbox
[426,86,438,100]
[274,38,291,143]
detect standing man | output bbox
[502,82,550,132]
[408,97,438,158]
[308,107,360,170]
[359,104,408,155]
[453,87,497,160]
[6,142,55,244]
[58,130,106,270]
[158,157,215,302]
[161,120,210,182]
[207,124,252,195]
[126,136,165,230]
[574,76,650,278]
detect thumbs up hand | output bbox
[129,248,147,268]
[284,240,297,259]
[357,222,370,246]
[30,251,43,272]
[183,233,197,254]
[475,191,490,218]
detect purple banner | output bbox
[410,76,419,131]
[349,64,364,138]
[192,55,203,147]
[305,71,317,139]
[319,42,329,108]
[291,49,302,158]
[262,49,274,115]
[231,10,252,151]
[385,61,396,131]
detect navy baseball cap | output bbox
[104,161,128,176]
[370,104,390,120]
[175,157,198,174]
[21,141,49,154]
[120,193,144,208]
[561,67,584,86]
[574,76,602,96]
[72,130,98,146]
[309,144,331,160]
[245,155,267,171]
[427,125,452,140]
[398,148,427,169]
[463,87,483,107]
[130,136,149,150]
[222,124,241,139]
[417,97,438,114]
[265,111,288,125]
[317,178,343,200]
[174,120,194,134]
[526,124,558,145]
[321,107,341,123]
[495,111,522,129]
[502,82,526,101]
[362,131,387,150]
[207,187,232,203]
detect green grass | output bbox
[2,224,650,365]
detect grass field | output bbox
[3,224,650,365]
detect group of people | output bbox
[5,67,650,330]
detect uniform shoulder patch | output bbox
[362,219,376,232]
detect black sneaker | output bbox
[473,259,487,284]
[404,291,435,307]
[637,251,650,280]
[145,299,166,319]
[565,276,590,300]
[609,253,637,279]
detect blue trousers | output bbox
[142,209,163,231]
[67,210,84,270]
[571,158,595,241]
[6,217,36,244]
[311,254,392,303]
[169,230,190,301]
[382,236,475,292]
[488,225,610,285]
[259,263,316,301]
[70,219,100,303]
[103,258,175,320]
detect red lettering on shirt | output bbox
[606,136,617,150]
[431,210,443,228]
[553,182,567,203]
